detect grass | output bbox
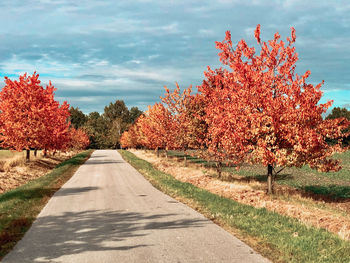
[166,149,350,200]
[0,150,23,160]
[119,149,350,263]
[0,150,93,259]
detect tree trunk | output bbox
[216,161,222,178]
[267,164,274,194]
[26,149,30,162]
[34,149,37,157]
[165,150,168,159]
[184,155,187,167]
[43,149,47,157]
[156,148,159,157]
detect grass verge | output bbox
[0,150,93,259]
[119,149,350,263]
[166,150,350,200]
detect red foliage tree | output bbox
[0,72,71,160]
[199,25,350,193]
[68,128,90,151]
[161,84,208,164]
[138,103,175,156]
[120,115,145,149]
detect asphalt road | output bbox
[2,150,269,263]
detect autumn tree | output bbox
[68,128,90,151]
[139,103,175,156]
[161,84,207,165]
[0,72,71,161]
[199,25,350,193]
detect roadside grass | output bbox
[165,150,350,200]
[0,150,93,259]
[119,149,350,263]
[0,150,23,160]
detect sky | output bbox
[0,0,349,114]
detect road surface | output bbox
[2,150,269,263]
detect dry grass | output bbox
[130,149,350,241]
[0,151,77,194]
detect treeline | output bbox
[0,72,90,161]
[69,101,142,149]
[120,24,350,194]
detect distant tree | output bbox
[326,107,350,120]
[103,100,129,123]
[85,112,109,149]
[326,107,350,145]
[103,100,132,148]
[129,106,143,123]
[69,106,87,129]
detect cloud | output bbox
[0,0,349,113]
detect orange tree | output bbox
[67,128,90,151]
[161,85,208,165]
[120,115,145,149]
[0,72,71,160]
[199,25,350,193]
[138,103,175,156]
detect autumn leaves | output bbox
[0,72,89,160]
[121,25,350,194]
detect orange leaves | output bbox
[0,72,88,154]
[254,24,261,44]
[200,24,349,172]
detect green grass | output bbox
[0,150,93,259]
[119,149,350,263]
[165,150,350,199]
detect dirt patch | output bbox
[130,149,350,240]
[0,153,75,194]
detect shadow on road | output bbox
[84,160,125,165]
[6,209,208,262]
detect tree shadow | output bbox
[4,209,208,262]
[302,185,350,200]
[84,160,125,165]
[0,186,99,202]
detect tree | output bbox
[129,106,143,123]
[68,128,90,151]
[69,106,87,129]
[85,112,109,149]
[0,72,71,161]
[139,103,175,155]
[161,84,207,165]
[326,107,350,145]
[199,25,350,194]
[103,100,129,123]
[326,107,350,120]
[103,100,131,148]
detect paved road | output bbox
[3,150,269,263]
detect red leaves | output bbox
[199,24,349,171]
[255,24,261,44]
[121,24,349,177]
[0,72,89,153]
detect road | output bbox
[2,150,269,263]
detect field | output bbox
[0,150,24,160]
[166,150,350,199]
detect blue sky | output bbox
[0,0,349,113]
